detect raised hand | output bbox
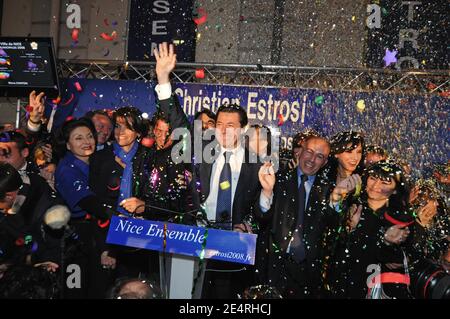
[100,251,116,270]
[384,225,410,245]
[120,197,145,214]
[258,162,276,198]
[29,90,45,124]
[408,185,419,204]
[347,204,363,230]
[417,199,438,227]
[331,174,362,204]
[154,42,177,85]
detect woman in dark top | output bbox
[410,179,449,263]
[88,106,155,279]
[89,107,151,216]
[326,160,414,298]
[54,118,117,298]
[328,130,365,188]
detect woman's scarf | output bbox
[113,141,139,215]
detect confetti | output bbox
[100,31,117,41]
[74,82,82,92]
[71,28,79,42]
[383,49,397,67]
[356,99,365,111]
[193,8,207,26]
[220,181,230,190]
[61,93,75,106]
[314,95,324,105]
[195,68,205,79]
[52,96,61,104]
[173,39,185,45]
[277,113,285,126]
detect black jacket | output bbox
[254,167,335,294]
[193,146,262,225]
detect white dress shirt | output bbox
[204,145,245,222]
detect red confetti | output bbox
[25,137,35,145]
[439,90,450,98]
[25,105,33,113]
[71,28,79,42]
[277,113,285,126]
[280,87,289,96]
[61,93,75,106]
[91,92,97,97]
[107,184,120,191]
[15,237,25,246]
[74,82,82,92]
[427,82,437,90]
[52,96,61,104]
[103,18,109,26]
[100,31,117,41]
[195,68,205,79]
[193,8,207,26]
[65,116,74,122]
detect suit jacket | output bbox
[256,167,335,292]
[194,146,262,225]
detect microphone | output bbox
[44,205,71,230]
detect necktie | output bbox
[290,174,308,263]
[215,151,232,230]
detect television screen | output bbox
[0,37,59,98]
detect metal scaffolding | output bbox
[58,60,450,95]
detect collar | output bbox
[219,145,244,157]
[297,167,316,183]
[66,152,90,176]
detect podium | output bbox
[106,216,257,299]
[159,253,205,299]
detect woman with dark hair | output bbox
[410,179,449,263]
[89,106,150,217]
[54,118,118,298]
[325,160,414,298]
[88,106,155,281]
[328,131,365,187]
[247,124,272,160]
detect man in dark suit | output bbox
[257,135,334,298]
[192,104,263,299]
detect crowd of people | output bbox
[0,43,448,299]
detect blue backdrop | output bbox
[47,78,448,177]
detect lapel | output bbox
[275,170,299,251]
[199,162,213,199]
[303,175,327,233]
[233,149,250,210]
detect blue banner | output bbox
[50,78,448,177]
[106,216,257,265]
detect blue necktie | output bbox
[290,174,308,263]
[215,151,232,230]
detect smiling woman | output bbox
[326,160,414,299]
[53,117,119,298]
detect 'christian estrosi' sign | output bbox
[106,216,257,265]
